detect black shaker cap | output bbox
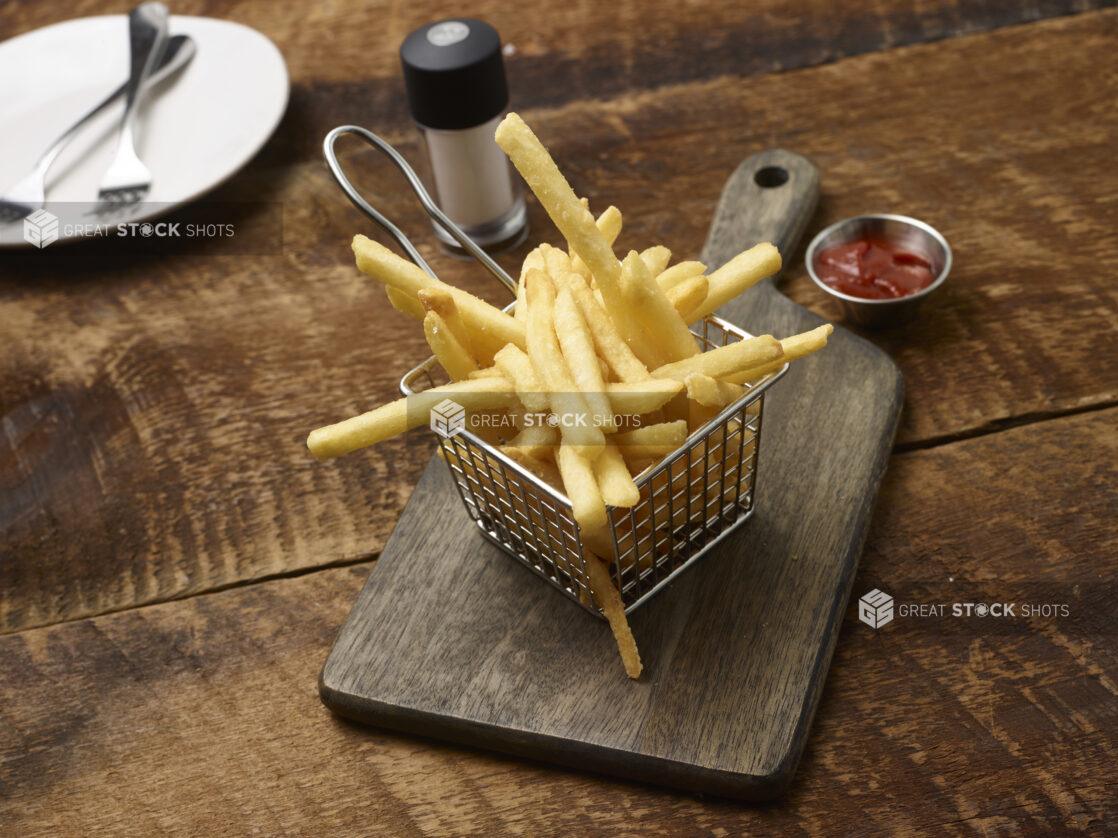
[400,19,509,130]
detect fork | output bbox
[91,2,170,216]
[0,33,194,224]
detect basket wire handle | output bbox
[323,125,518,294]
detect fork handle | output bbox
[119,3,170,142]
[34,34,193,177]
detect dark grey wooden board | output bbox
[320,151,904,800]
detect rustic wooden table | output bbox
[2,1,1116,834]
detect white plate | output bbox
[0,14,288,247]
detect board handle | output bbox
[700,150,820,310]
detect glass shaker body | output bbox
[416,113,527,253]
[401,19,528,254]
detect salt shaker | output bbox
[400,19,528,253]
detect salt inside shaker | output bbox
[400,19,527,253]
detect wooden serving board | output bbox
[320,151,904,800]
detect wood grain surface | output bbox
[3,9,1116,635]
[2,408,1113,835]
[2,0,1117,831]
[2,0,1107,101]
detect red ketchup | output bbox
[815,237,936,300]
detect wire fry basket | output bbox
[401,315,787,617]
[322,124,787,619]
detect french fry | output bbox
[620,251,697,364]
[495,114,626,316]
[506,423,559,458]
[419,287,475,360]
[468,365,501,380]
[557,445,607,531]
[352,234,436,296]
[525,271,606,452]
[543,244,575,280]
[651,334,782,382]
[684,242,782,323]
[571,206,623,277]
[602,254,671,369]
[516,246,547,323]
[724,324,834,384]
[308,376,516,460]
[613,420,688,458]
[353,235,523,358]
[576,519,614,558]
[558,273,651,383]
[493,344,549,413]
[595,205,623,245]
[521,245,547,273]
[639,245,671,277]
[554,286,614,431]
[584,551,642,679]
[688,398,722,431]
[666,274,708,320]
[423,311,479,381]
[604,378,683,415]
[655,260,705,292]
[594,442,640,507]
[683,372,745,408]
[385,286,425,319]
[499,444,564,491]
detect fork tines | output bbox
[0,200,36,224]
[92,186,150,216]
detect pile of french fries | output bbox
[308,113,833,678]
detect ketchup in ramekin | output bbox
[806,214,951,327]
[815,237,935,300]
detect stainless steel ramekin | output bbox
[805,214,951,327]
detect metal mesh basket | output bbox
[400,313,787,617]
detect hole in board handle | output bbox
[754,166,789,188]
